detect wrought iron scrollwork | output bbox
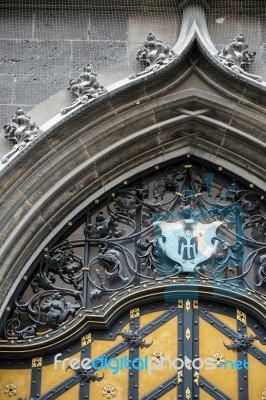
[5,290,82,337]
[67,363,104,382]
[38,292,81,328]
[4,241,83,338]
[118,329,153,348]
[97,249,129,284]
[211,238,244,276]
[2,159,266,340]
[12,319,37,340]
[31,241,83,292]
[137,238,164,276]
[87,211,123,239]
[254,254,266,287]
[224,334,259,351]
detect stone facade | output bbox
[0,1,265,157]
[0,3,265,398]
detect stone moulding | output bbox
[178,0,210,9]
[129,32,176,79]
[2,107,42,164]
[61,64,107,115]
[216,33,262,82]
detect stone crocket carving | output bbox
[2,107,42,164]
[61,64,107,114]
[130,32,176,79]
[216,33,262,82]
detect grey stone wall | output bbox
[0,0,265,157]
[0,1,181,155]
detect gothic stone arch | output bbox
[0,3,266,398]
[1,40,266,312]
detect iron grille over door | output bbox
[0,157,265,399]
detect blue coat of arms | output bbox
[154,220,223,272]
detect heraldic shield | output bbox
[155,220,224,272]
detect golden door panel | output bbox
[0,300,265,399]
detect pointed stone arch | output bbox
[1,37,266,314]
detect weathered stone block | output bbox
[0,40,38,74]
[35,9,90,40]
[71,40,127,75]
[14,74,69,105]
[88,11,129,41]
[0,40,71,75]
[0,74,13,103]
[0,9,33,39]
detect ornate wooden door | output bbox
[0,300,265,399]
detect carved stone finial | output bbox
[129,33,176,79]
[216,33,262,82]
[61,64,107,115]
[178,0,209,10]
[2,107,42,164]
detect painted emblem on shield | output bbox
[154,220,223,272]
